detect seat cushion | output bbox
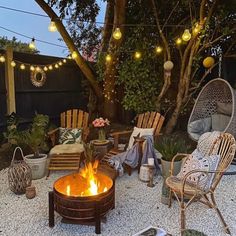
[50,143,84,155]
[127,127,154,150]
[211,113,230,132]
[188,117,212,140]
[216,102,232,116]
[59,127,82,144]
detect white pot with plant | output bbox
[23,114,49,179]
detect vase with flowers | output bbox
[92,117,110,141]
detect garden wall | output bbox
[0,50,88,129]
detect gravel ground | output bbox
[0,166,236,236]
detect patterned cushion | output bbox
[177,149,220,190]
[59,128,82,144]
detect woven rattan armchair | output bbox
[166,133,236,236]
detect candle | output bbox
[66,185,71,196]
[148,158,154,166]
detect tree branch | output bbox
[35,0,103,99]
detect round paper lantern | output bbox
[203,56,215,68]
[163,61,174,71]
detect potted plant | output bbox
[155,134,189,204]
[23,114,49,179]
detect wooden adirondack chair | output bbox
[104,111,165,175]
[47,109,89,177]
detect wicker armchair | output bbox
[166,133,236,236]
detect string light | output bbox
[105,54,112,62]
[63,59,66,63]
[182,29,191,42]
[48,65,53,70]
[112,27,122,40]
[176,38,182,45]
[36,66,41,71]
[0,55,5,62]
[20,64,25,70]
[155,46,163,54]
[30,65,35,71]
[43,66,48,71]
[134,51,141,59]
[55,63,59,68]
[59,61,62,66]
[68,55,72,60]
[48,20,57,32]
[29,38,36,50]
[193,23,201,36]
[71,51,78,59]
[11,61,16,67]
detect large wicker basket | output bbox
[8,147,32,194]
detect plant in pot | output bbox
[155,135,189,205]
[22,114,49,180]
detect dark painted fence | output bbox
[0,50,88,129]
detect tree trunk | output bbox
[103,0,127,120]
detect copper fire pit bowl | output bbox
[48,172,115,234]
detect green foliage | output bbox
[155,135,189,161]
[4,113,49,158]
[0,36,39,54]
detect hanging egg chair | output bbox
[188,78,236,142]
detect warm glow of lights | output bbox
[11,61,16,67]
[112,27,122,40]
[30,66,35,71]
[134,51,142,59]
[48,20,57,32]
[20,64,25,70]
[36,66,41,72]
[80,160,100,196]
[0,56,5,62]
[193,23,201,36]
[59,61,62,66]
[43,66,48,71]
[68,55,72,60]
[66,185,71,196]
[105,54,112,62]
[182,29,191,42]
[55,63,59,68]
[63,59,67,63]
[72,51,78,59]
[49,65,53,70]
[176,38,182,45]
[29,38,36,50]
[155,46,163,54]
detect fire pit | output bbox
[49,162,115,234]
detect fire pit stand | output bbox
[48,173,115,235]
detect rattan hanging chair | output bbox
[188,78,236,142]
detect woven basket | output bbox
[8,147,32,194]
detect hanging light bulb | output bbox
[134,51,141,59]
[30,65,35,71]
[0,55,5,62]
[29,38,36,50]
[11,61,16,67]
[20,64,25,70]
[55,63,59,68]
[155,46,163,54]
[43,66,48,71]
[112,27,122,40]
[72,51,78,59]
[59,61,63,66]
[49,65,53,70]
[176,38,182,45]
[68,55,72,60]
[182,29,191,42]
[48,20,57,32]
[105,54,112,62]
[36,66,41,72]
[63,59,67,63]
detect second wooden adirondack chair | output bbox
[104,111,165,175]
[47,109,89,177]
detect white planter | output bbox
[24,154,47,180]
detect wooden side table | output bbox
[91,140,111,159]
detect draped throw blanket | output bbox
[107,135,160,176]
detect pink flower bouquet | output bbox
[92,117,110,128]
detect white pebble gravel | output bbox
[0,166,236,236]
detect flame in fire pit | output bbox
[53,160,113,197]
[80,160,100,196]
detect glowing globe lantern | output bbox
[203,56,215,68]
